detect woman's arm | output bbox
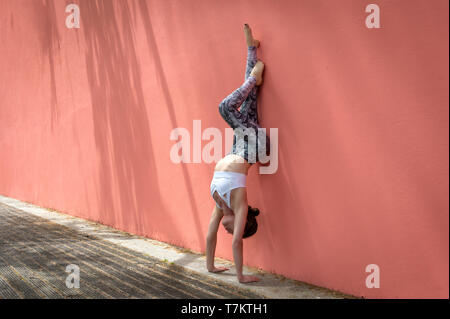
[231,189,260,283]
[206,206,228,273]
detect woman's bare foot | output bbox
[244,23,260,48]
[250,60,265,86]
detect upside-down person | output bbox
[206,24,270,283]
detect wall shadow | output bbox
[32,0,62,132]
[78,0,179,240]
[136,0,205,250]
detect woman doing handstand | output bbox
[206,24,269,283]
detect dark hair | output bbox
[243,205,260,239]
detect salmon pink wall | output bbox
[0,0,448,298]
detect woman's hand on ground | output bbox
[208,266,229,273]
[238,275,260,283]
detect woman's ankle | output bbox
[248,40,260,48]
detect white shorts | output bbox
[210,171,247,210]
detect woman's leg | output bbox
[240,46,259,125]
[244,46,258,81]
[241,46,267,160]
[218,76,257,130]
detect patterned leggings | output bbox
[218,46,270,164]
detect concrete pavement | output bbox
[0,195,354,299]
